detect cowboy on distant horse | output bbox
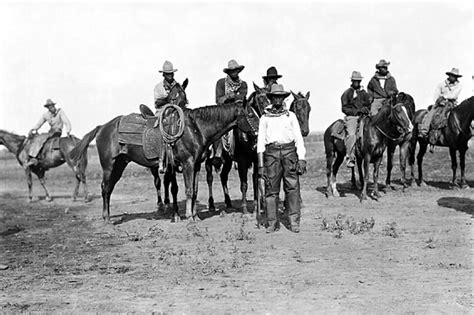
[419,68,463,139]
[257,84,306,234]
[341,71,372,168]
[24,99,72,168]
[213,59,248,165]
[367,59,398,116]
[154,60,179,114]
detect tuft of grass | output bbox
[382,222,399,238]
[320,214,375,238]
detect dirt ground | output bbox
[1,137,473,313]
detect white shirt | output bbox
[32,108,71,134]
[434,79,462,102]
[257,111,306,160]
[154,81,168,101]
[379,78,386,89]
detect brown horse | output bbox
[409,96,473,188]
[324,96,412,200]
[70,100,259,223]
[385,92,416,190]
[0,130,89,202]
[205,86,311,214]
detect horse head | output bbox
[290,91,311,137]
[235,98,260,137]
[250,82,270,116]
[390,101,413,136]
[168,78,189,108]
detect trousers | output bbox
[344,116,358,159]
[25,129,61,158]
[263,141,301,228]
[370,98,386,116]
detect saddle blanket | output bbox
[118,113,162,160]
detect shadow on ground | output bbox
[437,196,474,217]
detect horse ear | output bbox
[305,91,310,100]
[182,78,189,90]
[291,90,298,99]
[253,82,262,92]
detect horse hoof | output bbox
[326,193,334,199]
[45,197,53,202]
[171,215,181,223]
[418,181,427,187]
[460,184,470,190]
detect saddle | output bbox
[118,110,162,160]
[331,118,365,142]
[428,102,453,145]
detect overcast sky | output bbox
[0,1,472,136]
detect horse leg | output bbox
[25,168,33,202]
[417,141,428,186]
[407,139,415,185]
[35,169,52,202]
[205,159,216,212]
[459,148,468,188]
[385,143,395,190]
[449,147,458,187]
[356,155,364,188]
[252,162,258,213]
[182,162,194,220]
[101,157,128,223]
[220,156,233,209]
[192,168,200,219]
[169,169,179,219]
[332,152,343,197]
[325,152,334,198]
[399,141,409,190]
[371,158,382,200]
[150,167,164,211]
[237,160,249,214]
[360,155,370,201]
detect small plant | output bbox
[382,222,399,238]
[320,214,375,238]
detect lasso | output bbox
[159,104,185,144]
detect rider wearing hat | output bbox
[367,59,398,116]
[24,99,72,168]
[419,68,463,139]
[257,84,307,233]
[154,60,179,113]
[262,66,283,92]
[341,71,372,168]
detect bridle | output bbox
[375,103,410,142]
[244,104,260,136]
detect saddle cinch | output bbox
[117,104,183,160]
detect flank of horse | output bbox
[205,84,311,215]
[409,96,473,188]
[69,100,259,223]
[324,96,412,201]
[0,130,89,202]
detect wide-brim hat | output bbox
[375,59,390,69]
[350,71,363,81]
[44,99,56,107]
[446,68,462,77]
[223,59,245,74]
[159,60,178,73]
[266,84,290,98]
[262,66,282,79]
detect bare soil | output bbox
[1,138,473,313]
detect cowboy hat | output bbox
[44,99,56,107]
[159,60,178,73]
[266,84,290,98]
[223,59,245,74]
[375,59,390,69]
[350,71,363,81]
[262,66,282,79]
[445,68,462,77]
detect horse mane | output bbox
[185,103,241,122]
[371,103,392,125]
[397,92,416,119]
[0,129,25,141]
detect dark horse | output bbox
[0,130,89,202]
[409,96,473,188]
[385,92,416,189]
[205,85,311,214]
[324,96,412,200]
[70,100,259,222]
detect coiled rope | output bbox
[159,104,185,144]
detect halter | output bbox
[374,104,410,142]
[244,105,260,135]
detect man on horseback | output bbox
[213,59,248,165]
[341,71,372,168]
[367,59,398,116]
[419,68,463,139]
[154,60,179,115]
[23,99,71,168]
[257,84,306,234]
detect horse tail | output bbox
[69,125,101,163]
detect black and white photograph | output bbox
[0,0,473,313]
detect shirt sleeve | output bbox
[256,116,267,154]
[446,83,462,100]
[236,81,248,101]
[433,82,443,102]
[216,79,226,105]
[341,89,357,116]
[291,113,306,160]
[154,82,167,101]
[32,113,47,130]
[59,109,72,133]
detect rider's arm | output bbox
[341,89,358,116]
[387,77,398,96]
[215,79,227,105]
[31,113,47,132]
[444,82,462,101]
[235,81,248,101]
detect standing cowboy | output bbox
[262,66,282,92]
[367,59,398,116]
[213,59,248,165]
[419,68,463,139]
[257,84,306,233]
[24,99,72,167]
[341,71,372,168]
[154,60,179,115]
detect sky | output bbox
[0,1,472,137]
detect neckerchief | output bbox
[163,79,177,94]
[224,75,242,95]
[374,72,392,81]
[264,106,289,117]
[443,79,458,91]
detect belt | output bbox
[265,141,295,150]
